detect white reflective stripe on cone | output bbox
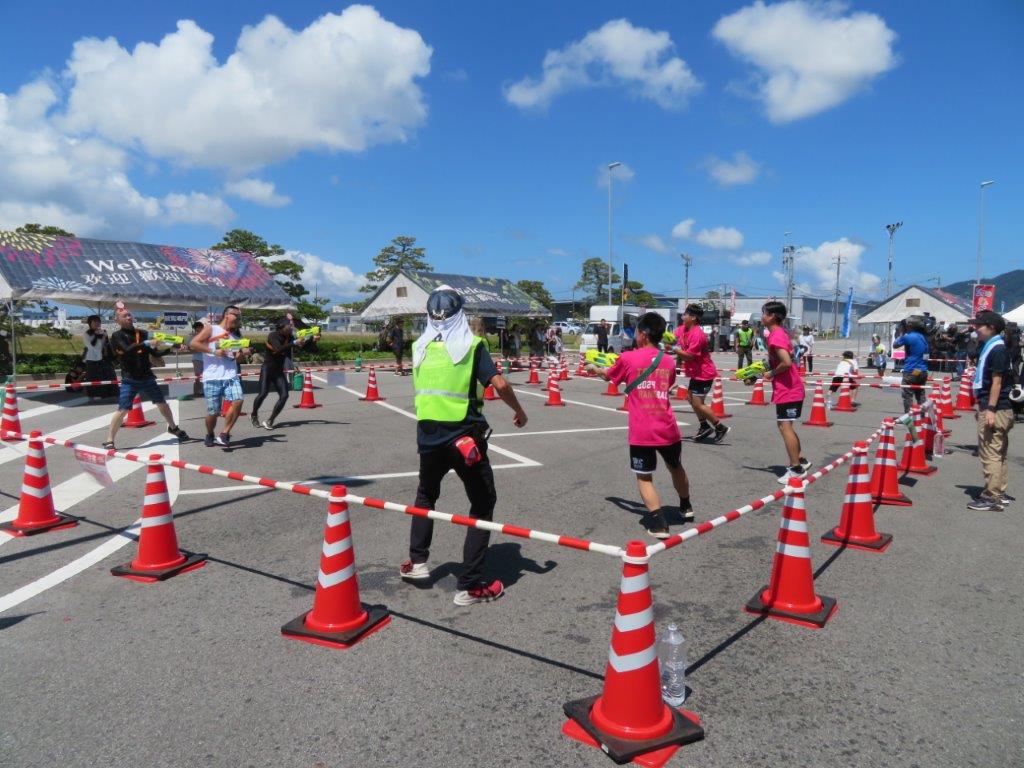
[325,509,349,527]
[317,563,355,589]
[614,606,654,633]
[776,542,811,558]
[620,572,650,594]
[20,484,51,499]
[23,464,48,478]
[845,493,873,504]
[322,537,352,558]
[140,513,174,528]
[608,645,658,674]
[143,493,170,506]
[779,518,808,533]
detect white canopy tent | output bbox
[858,285,971,325]
[1004,302,1024,324]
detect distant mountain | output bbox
[943,269,1024,313]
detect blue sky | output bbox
[0,1,1020,305]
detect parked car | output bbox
[553,321,583,335]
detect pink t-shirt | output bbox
[767,326,805,404]
[677,324,718,380]
[608,348,681,446]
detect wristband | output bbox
[985,405,997,412]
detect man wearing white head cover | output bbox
[402,286,529,606]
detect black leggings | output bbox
[252,365,289,422]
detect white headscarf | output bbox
[413,287,475,369]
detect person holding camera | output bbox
[893,317,930,412]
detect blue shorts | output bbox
[118,378,166,411]
[204,378,243,415]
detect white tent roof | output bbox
[858,285,970,324]
[1005,302,1024,323]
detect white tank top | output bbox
[201,323,237,381]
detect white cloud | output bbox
[712,1,898,123]
[224,178,291,207]
[60,6,432,171]
[671,218,695,239]
[0,81,231,237]
[696,225,744,250]
[638,234,669,254]
[547,247,569,257]
[505,18,701,110]
[705,151,760,186]
[278,250,362,299]
[733,250,771,266]
[597,161,635,188]
[788,238,882,295]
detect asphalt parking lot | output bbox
[1,350,1021,768]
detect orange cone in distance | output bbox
[122,394,155,428]
[870,419,912,507]
[710,378,731,419]
[954,370,973,412]
[940,377,959,419]
[747,377,768,406]
[2,384,22,442]
[294,370,322,408]
[898,406,936,476]
[802,381,833,427]
[833,378,857,412]
[359,367,385,402]
[563,540,704,766]
[602,379,621,397]
[0,430,78,537]
[545,374,566,407]
[821,442,892,552]
[483,383,499,401]
[526,361,541,386]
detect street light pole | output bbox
[885,221,902,299]
[681,253,692,310]
[831,250,845,335]
[607,162,621,305]
[977,180,995,287]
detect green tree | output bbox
[624,280,657,307]
[16,223,75,237]
[576,257,620,304]
[704,290,721,299]
[361,236,431,293]
[211,229,308,301]
[515,279,554,309]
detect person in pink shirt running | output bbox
[674,304,729,443]
[587,312,694,538]
[761,301,812,484]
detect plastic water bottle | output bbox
[659,623,687,706]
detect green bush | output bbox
[13,353,82,375]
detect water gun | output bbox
[735,360,768,384]
[584,349,619,368]
[217,338,250,351]
[152,332,184,345]
[661,331,676,349]
[296,326,320,340]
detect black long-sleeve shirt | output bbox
[110,327,167,380]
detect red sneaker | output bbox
[453,579,504,606]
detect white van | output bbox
[580,305,676,352]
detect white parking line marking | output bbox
[18,397,90,421]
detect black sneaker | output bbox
[645,510,671,539]
[712,423,730,443]
[799,457,814,473]
[250,414,260,428]
[999,492,1014,505]
[168,426,189,441]
[966,497,1003,511]
[204,434,215,448]
[680,499,695,523]
[693,424,713,441]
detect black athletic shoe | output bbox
[168,426,189,441]
[250,414,260,428]
[712,423,730,443]
[680,498,695,523]
[693,424,714,441]
[645,510,671,539]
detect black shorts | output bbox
[775,401,803,421]
[629,442,682,474]
[688,378,713,397]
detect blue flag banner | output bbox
[841,287,854,338]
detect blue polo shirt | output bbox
[894,332,929,372]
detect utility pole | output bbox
[781,231,795,314]
[681,253,692,310]
[831,251,845,335]
[607,161,622,305]
[885,221,902,299]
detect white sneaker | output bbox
[260,420,274,430]
[399,560,430,581]
[777,468,808,484]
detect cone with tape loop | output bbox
[939,377,958,419]
[802,381,833,427]
[710,377,731,419]
[746,377,767,406]
[544,372,566,407]
[111,455,206,581]
[359,367,385,402]
[744,478,837,628]
[2,384,22,442]
[122,394,155,428]
[954,370,973,412]
[822,442,892,552]
[870,419,912,506]
[0,431,78,537]
[898,406,936,476]
[563,540,703,767]
[526,361,541,385]
[294,370,322,408]
[282,486,390,648]
[833,378,857,412]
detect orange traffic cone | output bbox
[294,370,322,408]
[954,370,973,412]
[483,383,499,401]
[282,486,390,648]
[602,379,621,397]
[870,419,912,506]
[562,541,704,766]
[221,397,247,416]
[575,352,587,377]
[617,395,629,412]
[559,357,570,381]
[2,384,22,442]
[111,455,206,581]
[545,373,566,407]
[122,394,155,428]
[746,377,768,406]
[832,378,857,412]
[821,442,892,552]
[898,406,936,476]
[710,378,731,419]
[674,379,689,401]
[744,478,837,628]
[526,361,541,385]
[0,430,78,537]
[359,367,385,402]
[798,359,807,376]
[930,393,951,437]
[941,377,959,419]
[921,402,936,458]
[802,381,833,427]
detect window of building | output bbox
[396,287,407,298]
[905,298,920,307]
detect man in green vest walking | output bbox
[400,286,529,606]
[735,319,754,369]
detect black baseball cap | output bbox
[426,286,464,320]
[974,311,1005,332]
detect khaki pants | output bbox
[977,409,1014,497]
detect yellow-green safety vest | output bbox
[736,328,754,347]
[414,338,484,422]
